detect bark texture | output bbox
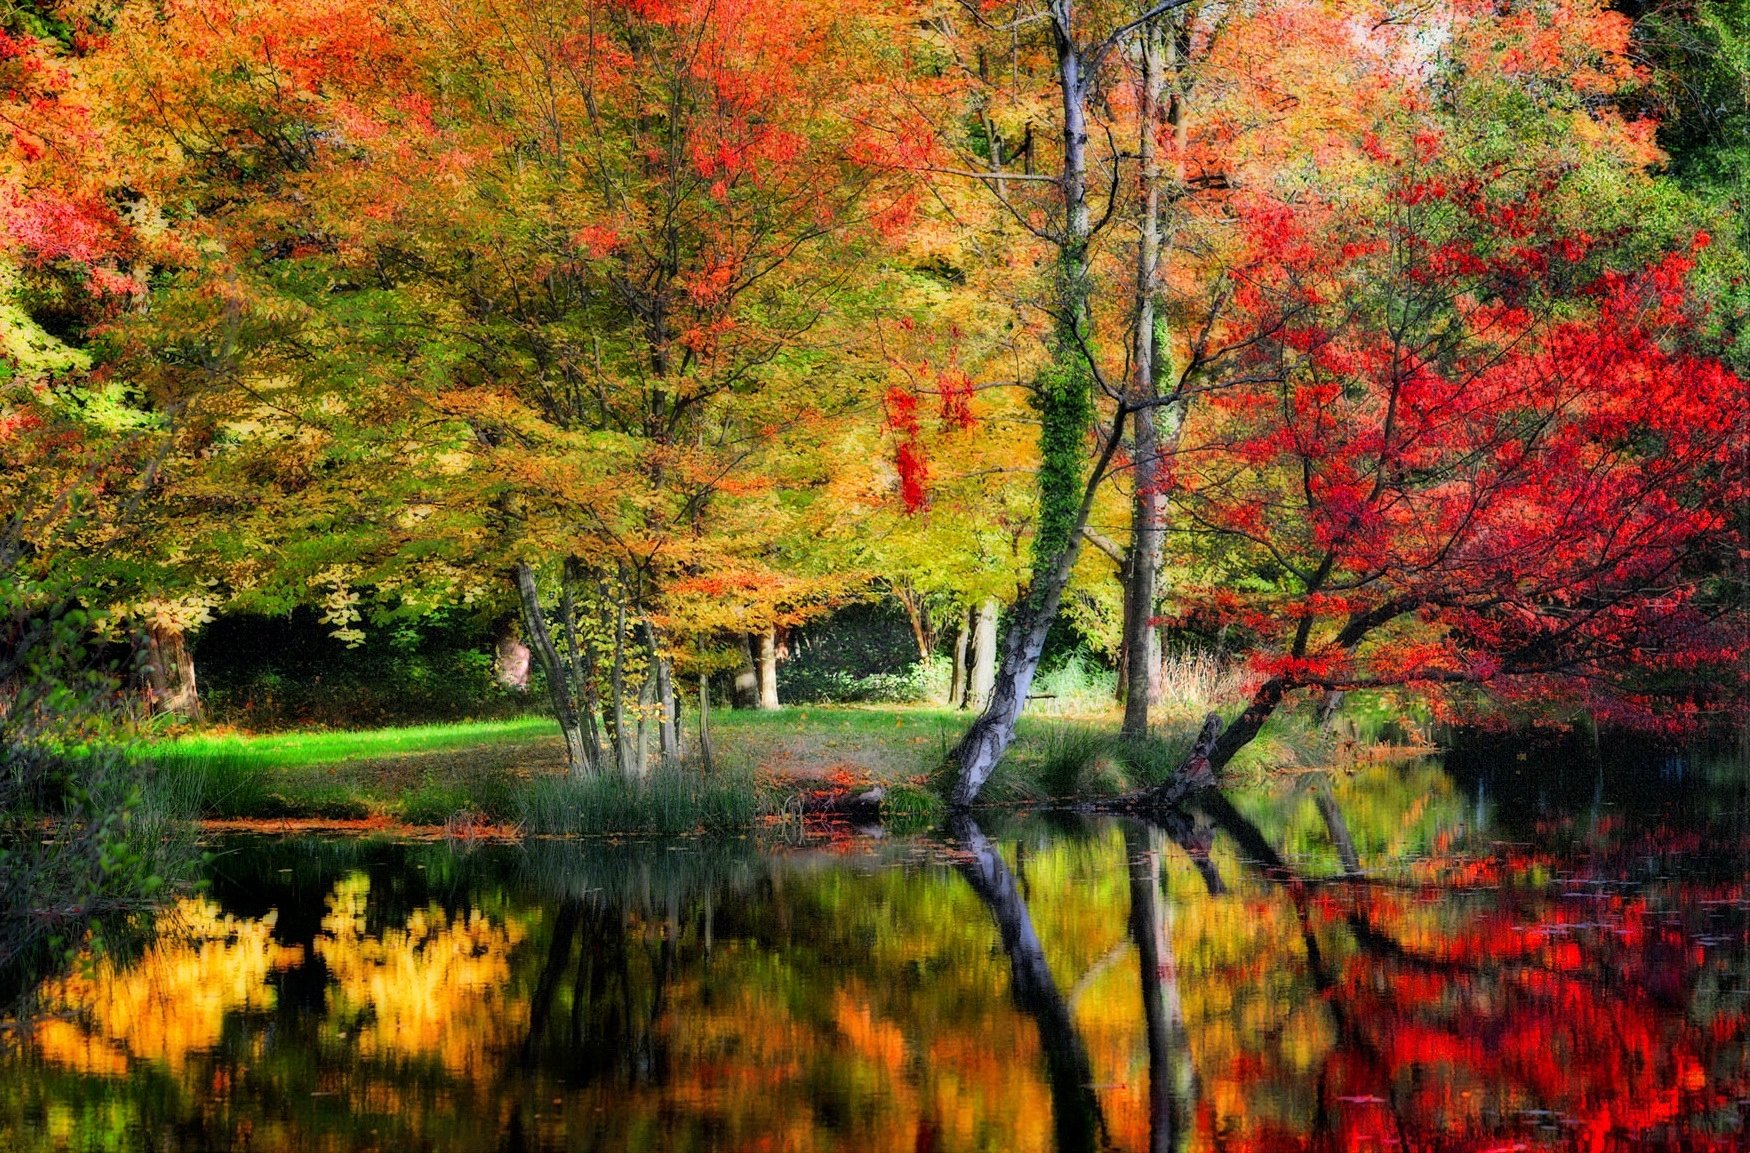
[144,623,201,721]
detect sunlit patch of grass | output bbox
[147,716,560,771]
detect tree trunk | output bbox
[949,582,1066,806]
[949,606,972,709]
[733,634,758,709]
[654,642,681,765]
[493,618,531,691]
[557,574,606,770]
[1316,689,1346,731]
[1122,20,1169,742]
[967,598,999,711]
[893,581,933,663]
[513,562,593,778]
[633,662,656,779]
[947,1,1104,806]
[697,672,715,773]
[952,815,1104,1150]
[144,622,202,721]
[1125,823,1194,1153]
[754,626,780,710]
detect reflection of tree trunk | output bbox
[951,815,1104,1152]
[144,623,202,721]
[1312,778,1361,876]
[1146,808,1226,896]
[523,898,583,1064]
[1125,823,1193,1153]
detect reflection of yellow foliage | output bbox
[315,872,528,1076]
[832,988,907,1072]
[33,898,301,1074]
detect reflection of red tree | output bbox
[1186,800,1749,1152]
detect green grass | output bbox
[149,716,560,771]
[516,766,761,837]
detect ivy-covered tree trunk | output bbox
[512,562,594,778]
[948,2,1099,805]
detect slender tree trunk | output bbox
[1122,20,1170,741]
[952,815,1104,1150]
[633,662,656,779]
[609,590,633,776]
[1125,823,1193,1153]
[754,626,780,710]
[513,562,593,778]
[949,606,972,708]
[557,574,605,770]
[894,582,933,663]
[697,672,715,773]
[654,642,680,765]
[144,622,202,721]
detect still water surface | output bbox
[4,750,1749,1151]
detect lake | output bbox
[4,745,1748,1151]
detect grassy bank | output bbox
[148,707,969,831]
[145,699,1409,834]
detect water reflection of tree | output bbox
[1192,779,1750,1150]
[953,815,1203,1153]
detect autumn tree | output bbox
[1149,120,1744,793]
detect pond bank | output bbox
[144,703,1410,834]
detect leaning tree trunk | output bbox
[952,815,1105,1149]
[949,547,1084,806]
[512,562,594,778]
[947,1,1105,806]
[144,622,202,721]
